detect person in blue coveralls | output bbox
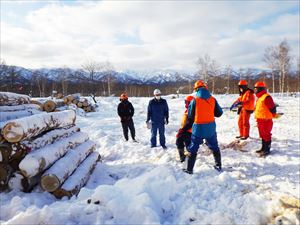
[146,89,169,149]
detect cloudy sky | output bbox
[1,0,299,71]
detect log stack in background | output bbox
[63,94,96,113]
[0,92,101,198]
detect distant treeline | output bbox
[0,64,299,97]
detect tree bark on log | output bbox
[8,171,40,192]
[0,162,13,191]
[0,109,44,122]
[12,125,80,153]
[0,92,31,106]
[0,104,42,112]
[19,131,89,178]
[52,151,100,198]
[0,143,12,162]
[40,140,95,192]
[1,110,76,143]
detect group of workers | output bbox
[117,80,277,174]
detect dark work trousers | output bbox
[121,119,135,141]
[176,131,192,149]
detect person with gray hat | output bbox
[146,89,169,149]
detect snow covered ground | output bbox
[1,94,299,225]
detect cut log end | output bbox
[41,174,60,192]
[2,122,23,143]
[43,100,56,112]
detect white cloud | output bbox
[0,1,299,71]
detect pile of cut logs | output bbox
[0,92,100,199]
[63,94,96,113]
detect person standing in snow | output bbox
[254,81,278,157]
[230,80,255,140]
[146,89,169,149]
[184,80,223,174]
[176,95,194,163]
[117,93,137,142]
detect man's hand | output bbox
[230,101,242,111]
[165,118,169,125]
[184,150,191,157]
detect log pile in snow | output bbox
[63,94,96,113]
[0,92,31,106]
[0,92,100,197]
[32,99,68,113]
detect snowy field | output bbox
[1,94,299,225]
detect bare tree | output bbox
[60,67,71,96]
[209,59,220,94]
[277,40,292,95]
[81,60,101,81]
[100,61,115,96]
[297,57,300,93]
[263,46,278,93]
[197,54,211,83]
[225,65,232,94]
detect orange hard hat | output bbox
[185,95,194,103]
[194,80,206,89]
[238,80,247,86]
[254,81,266,88]
[120,93,128,100]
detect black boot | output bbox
[183,153,197,174]
[263,140,271,156]
[257,140,271,157]
[256,140,265,154]
[177,148,186,163]
[212,150,222,172]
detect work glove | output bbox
[273,113,281,119]
[176,129,183,138]
[184,149,191,157]
[165,118,169,125]
[146,121,151,129]
[230,101,242,111]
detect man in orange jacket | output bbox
[230,80,255,140]
[184,81,223,174]
[254,81,277,157]
[176,95,194,163]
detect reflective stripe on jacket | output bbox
[194,96,215,124]
[255,93,273,119]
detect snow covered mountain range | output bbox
[1,65,287,85]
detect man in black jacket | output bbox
[117,93,136,142]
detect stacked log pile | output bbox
[0,92,100,198]
[63,94,96,113]
[31,99,68,113]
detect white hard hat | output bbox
[153,89,161,95]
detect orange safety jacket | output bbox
[194,96,215,124]
[254,93,273,119]
[181,110,192,133]
[236,89,255,111]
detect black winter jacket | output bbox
[117,100,134,122]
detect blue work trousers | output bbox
[151,123,165,147]
[188,133,220,154]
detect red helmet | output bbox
[194,80,206,89]
[185,95,194,103]
[238,80,247,86]
[254,81,266,88]
[120,93,128,100]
